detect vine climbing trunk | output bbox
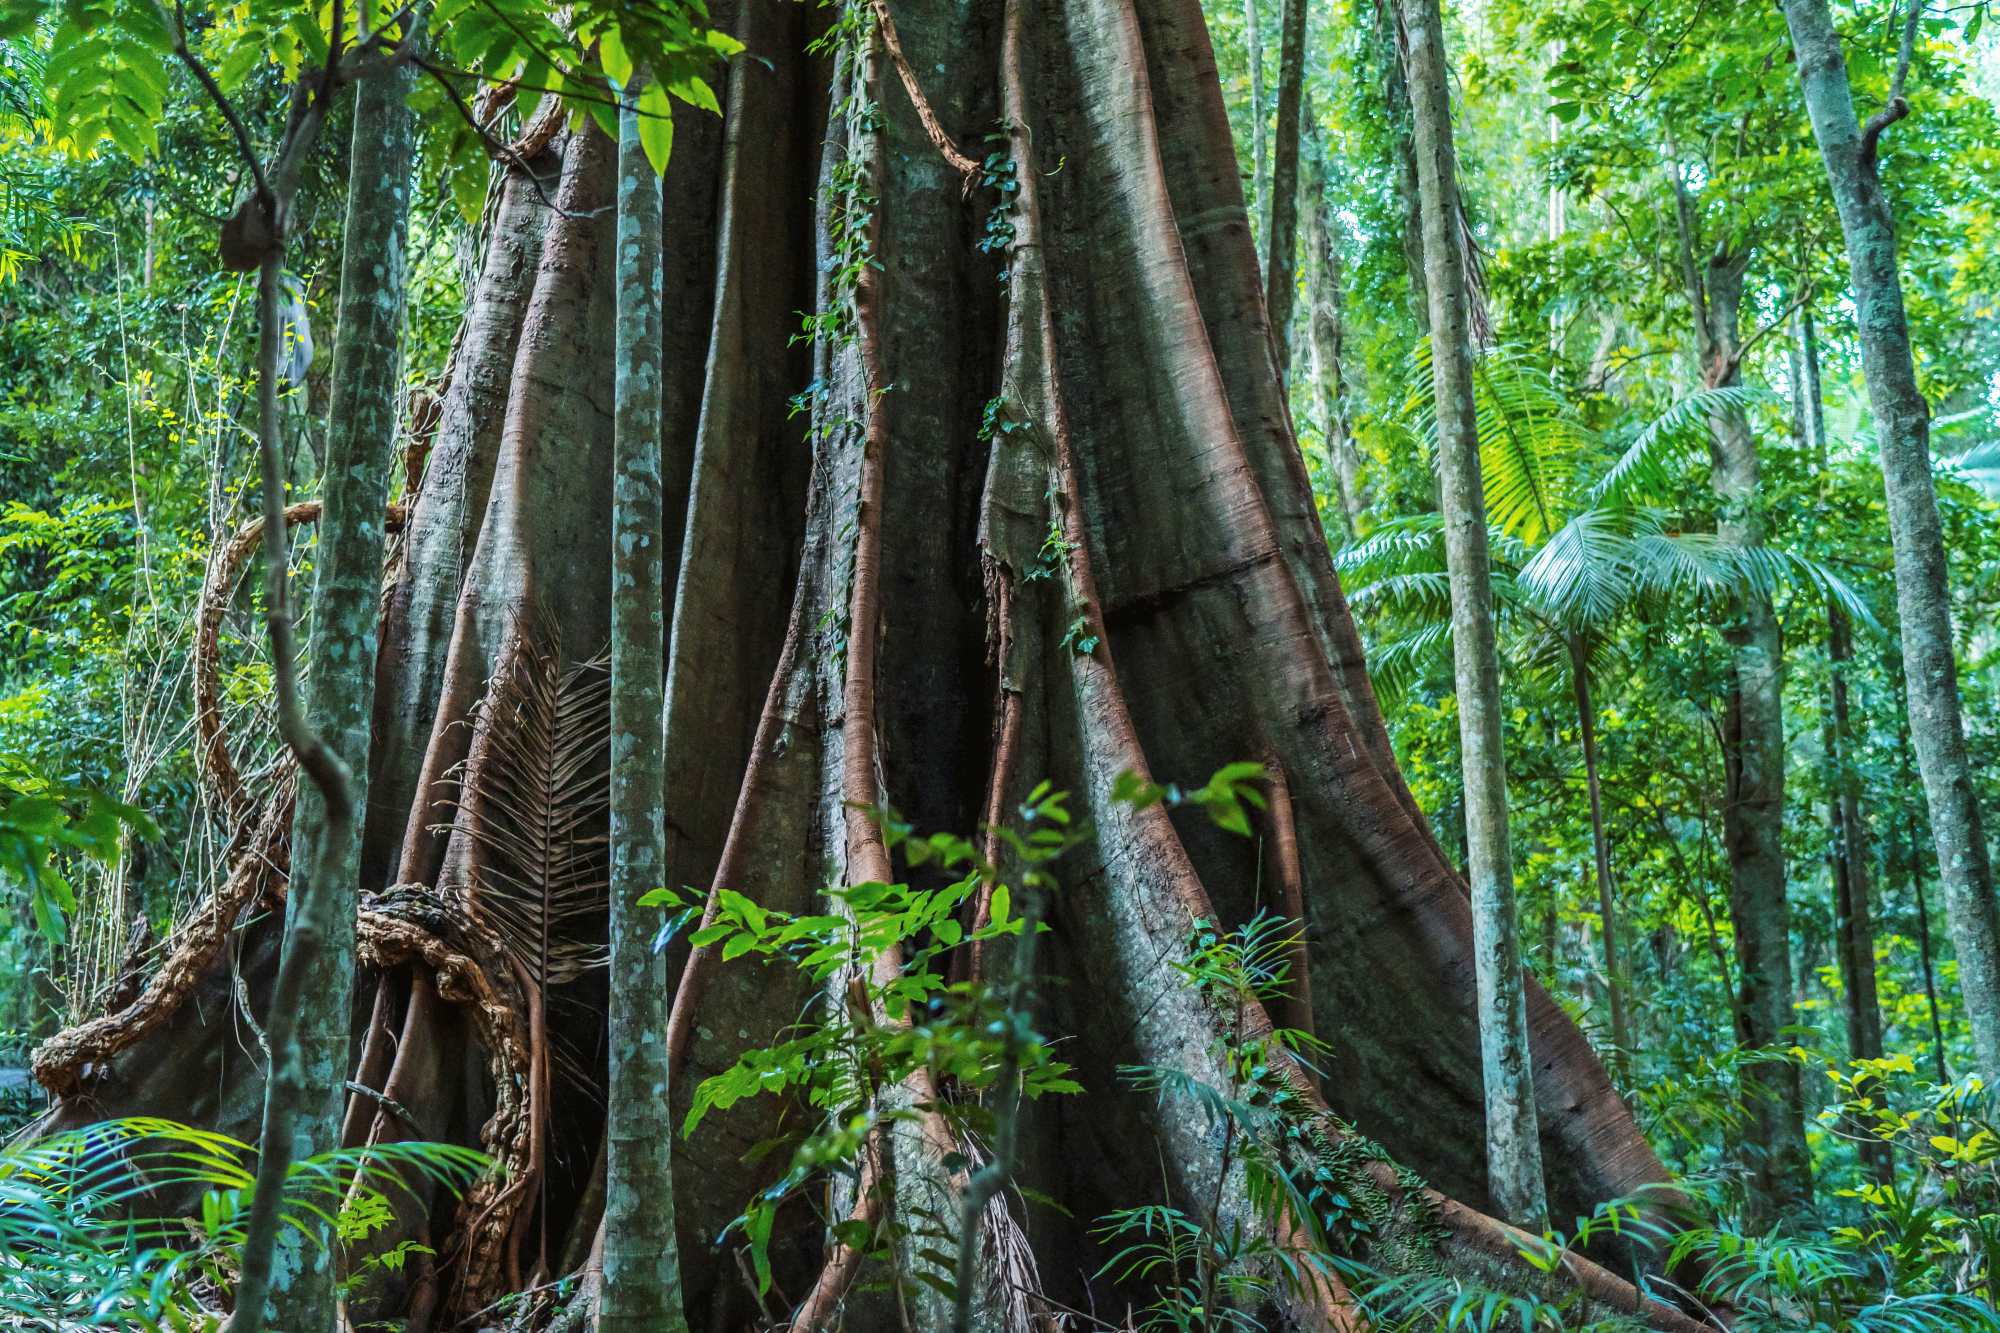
[601,70,689,1333]
[1781,0,2000,1090]
[1401,0,1546,1227]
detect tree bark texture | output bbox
[265,58,416,1332]
[1263,0,1307,369]
[1568,635,1630,1080]
[1399,0,1546,1228]
[1304,145,1364,537]
[1671,188,1812,1220]
[1244,0,1267,251]
[1782,0,2000,1088]
[601,75,690,1333]
[33,2,1714,1328]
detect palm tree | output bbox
[1341,345,1870,1074]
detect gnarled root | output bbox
[356,886,535,1320]
[32,778,296,1099]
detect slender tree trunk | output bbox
[1244,0,1267,254]
[1781,0,2000,1087]
[1670,190,1811,1218]
[1569,635,1630,1080]
[250,61,415,1333]
[1402,0,1546,1227]
[601,72,689,1333]
[1304,143,1362,536]
[1263,0,1307,370]
[1799,310,1889,1114]
[1371,0,1428,328]
[1891,663,1953,1086]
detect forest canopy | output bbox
[2,0,2000,1330]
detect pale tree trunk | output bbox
[30,2,1730,1328]
[1568,635,1630,1080]
[1370,0,1428,327]
[1305,142,1363,536]
[265,59,416,1332]
[1781,0,2000,1087]
[1670,182,1811,1222]
[1401,0,1546,1227]
[1895,695,1953,1086]
[601,73,689,1332]
[1263,0,1307,370]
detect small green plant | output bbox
[0,1116,488,1330]
[1093,906,1340,1330]
[645,782,1086,1298]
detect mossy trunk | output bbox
[1782,0,2000,1090]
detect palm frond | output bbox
[1588,384,1773,505]
[1401,341,1591,544]
[1517,506,1638,631]
[1941,437,2000,504]
[1724,546,1883,635]
[0,1117,487,1331]
[1361,620,1454,704]
[444,627,613,990]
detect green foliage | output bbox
[1096,909,1339,1332]
[0,1116,487,1329]
[0,754,153,948]
[643,782,1085,1296]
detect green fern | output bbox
[0,1116,488,1330]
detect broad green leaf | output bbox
[637,79,673,175]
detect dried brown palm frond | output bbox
[438,623,612,1003]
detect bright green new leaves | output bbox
[4,0,738,213]
[5,1,172,164]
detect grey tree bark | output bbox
[259,57,416,1333]
[1669,176,1811,1221]
[1370,0,1428,328]
[1780,0,2000,1088]
[1568,635,1630,1080]
[1244,0,1267,252]
[1796,308,1888,1184]
[601,72,690,1333]
[1305,143,1363,536]
[1263,0,1307,369]
[1400,0,1546,1227]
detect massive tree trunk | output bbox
[34,2,1711,1328]
[1782,0,2000,1090]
